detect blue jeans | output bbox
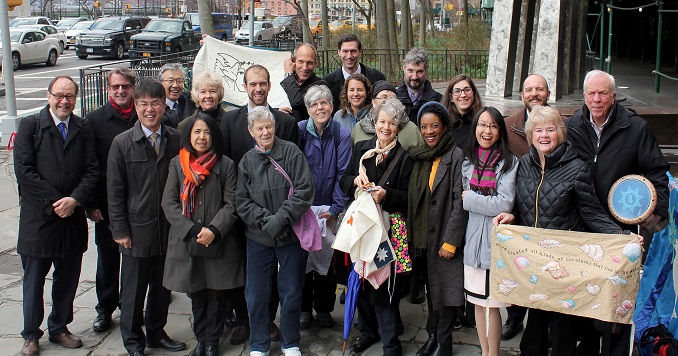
[246,239,308,352]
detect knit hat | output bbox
[416,101,452,128]
[372,80,397,98]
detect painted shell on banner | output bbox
[539,239,562,249]
[529,294,548,302]
[529,275,539,284]
[496,260,506,269]
[580,244,604,262]
[498,279,519,295]
[559,299,576,309]
[608,274,628,285]
[586,283,601,295]
[591,302,602,310]
[611,255,621,263]
[567,285,576,293]
[496,229,515,242]
[615,300,633,317]
[542,261,569,279]
[623,242,642,263]
[523,234,531,241]
[514,256,530,269]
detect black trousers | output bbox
[188,288,227,345]
[21,254,83,340]
[506,305,528,325]
[520,309,580,356]
[119,254,171,353]
[227,286,250,328]
[301,270,337,313]
[94,222,121,315]
[356,295,402,356]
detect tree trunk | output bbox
[386,0,398,79]
[375,0,391,75]
[198,0,215,37]
[428,0,436,38]
[301,0,311,43]
[418,0,426,45]
[321,0,329,49]
[401,0,413,49]
[463,0,469,28]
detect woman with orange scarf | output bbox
[161,114,245,356]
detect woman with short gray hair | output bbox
[178,71,226,131]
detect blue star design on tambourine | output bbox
[617,187,644,215]
[608,175,656,225]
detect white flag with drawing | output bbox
[192,36,292,108]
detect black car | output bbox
[75,16,150,59]
[129,19,199,59]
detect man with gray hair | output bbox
[158,63,195,128]
[566,69,669,355]
[396,47,442,123]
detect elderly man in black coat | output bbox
[14,75,99,356]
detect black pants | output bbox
[356,295,402,355]
[301,270,336,313]
[189,289,227,345]
[94,223,121,315]
[227,286,250,328]
[21,254,83,340]
[119,254,171,353]
[596,320,631,356]
[520,309,580,356]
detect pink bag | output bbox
[265,154,321,252]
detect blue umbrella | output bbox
[342,264,361,354]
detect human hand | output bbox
[86,208,104,223]
[200,33,210,45]
[369,186,386,204]
[283,54,295,73]
[116,236,132,249]
[53,197,78,218]
[318,212,335,223]
[196,227,216,247]
[493,213,515,226]
[353,174,370,188]
[439,247,454,260]
[629,232,644,246]
[262,216,285,239]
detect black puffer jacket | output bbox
[515,142,622,233]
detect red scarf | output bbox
[109,97,135,120]
[179,148,217,217]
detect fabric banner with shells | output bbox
[489,225,642,324]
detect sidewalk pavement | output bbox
[0,149,522,355]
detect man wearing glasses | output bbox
[107,78,185,355]
[396,47,443,123]
[158,63,196,128]
[85,67,138,334]
[14,75,99,356]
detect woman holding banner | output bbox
[494,105,630,356]
[462,106,517,356]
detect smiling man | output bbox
[322,34,385,114]
[396,47,442,123]
[14,75,99,356]
[280,43,328,122]
[107,78,185,356]
[158,63,196,128]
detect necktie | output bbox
[58,122,67,141]
[172,102,179,114]
[150,132,159,154]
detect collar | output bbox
[247,103,271,112]
[166,98,177,108]
[342,63,362,80]
[407,86,423,104]
[141,123,162,140]
[588,110,613,138]
[49,108,71,128]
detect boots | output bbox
[416,334,437,356]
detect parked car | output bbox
[18,24,67,53]
[309,20,322,36]
[65,20,94,50]
[129,18,199,59]
[55,17,88,32]
[234,21,276,44]
[75,16,150,59]
[272,15,303,38]
[185,12,237,41]
[9,16,54,27]
[0,29,59,71]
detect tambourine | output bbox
[608,174,657,225]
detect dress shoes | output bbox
[22,339,39,356]
[430,339,453,356]
[501,321,524,341]
[205,344,219,356]
[93,313,112,332]
[269,322,280,341]
[129,352,145,356]
[147,337,187,351]
[300,311,313,329]
[188,342,205,356]
[416,334,437,356]
[350,337,378,353]
[48,331,83,348]
[230,326,249,345]
[317,312,335,328]
[410,285,426,304]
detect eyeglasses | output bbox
[49,92,77,101]
[162,78,184,85]
[109,84,133,91]
[309,100,330,109]
[477,122,499,131]
[136,100,164,109]
[452,87,473,96]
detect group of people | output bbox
[14,31,670,356]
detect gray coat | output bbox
[461,158,517,270]
[236,139,315,247]
[161,155,245,293]
[426,146,468,309]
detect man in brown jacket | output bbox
[504,74,551,158]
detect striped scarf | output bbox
[470,147,503,196]
[179,148,217,217]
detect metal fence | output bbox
[79,47,489,116]
[79,49,199,116]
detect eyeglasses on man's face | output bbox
[109,84,133,91]
[50,92,77,101]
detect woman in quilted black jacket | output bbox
[493,105,632,356]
